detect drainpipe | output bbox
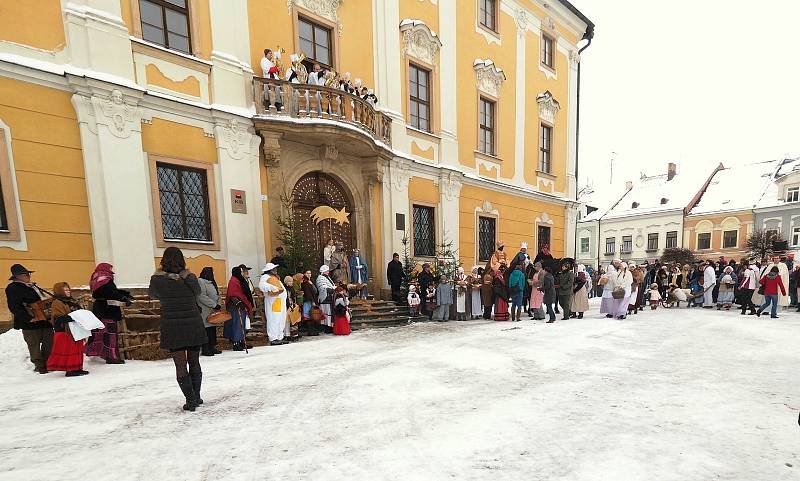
[573,25,594,258]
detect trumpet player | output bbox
[260,48,283,111]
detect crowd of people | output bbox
[260,48,379,112]
[590,255,798,319]
[6,236,797,411]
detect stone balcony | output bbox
[253,77,392,147]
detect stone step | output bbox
[350,316,425,330]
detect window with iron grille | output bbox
[697,232,711,250]
[537,225,551,251]
[605,237,615,255]
[580,237,589,254]
[622,235,632,253]
[299,16,333,68]
[409,64,432,132]
[156,163,212,241]
[539,124,552,173]
[647,233,659,251]
[479,0,497,32]
[723,229,738,248]
[413,205,435,257]
[479,97,495,155]
[139,0,191,54]
[666,230,678,248]
[478,216,496,262]
[541,35,554,68]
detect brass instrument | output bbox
[323,68,340,87]
[274,46,286,76]
[292,52,308,83]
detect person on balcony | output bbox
[286,54,303,84]
[260,48,282,111]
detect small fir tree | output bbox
[399,231,417,304]
[660,247,696,266]
[274,181,315,279]
[435,235,462,282]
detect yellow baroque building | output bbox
[0,0,592,309]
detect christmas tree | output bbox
[399,231,417,305]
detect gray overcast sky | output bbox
[576,0,800,198]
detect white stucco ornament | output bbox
[400,19,442,65]
[288,0,343,33]
[473,59,506,97]
[392,158,411,192]
[216,118,250,160]
[536,212,554,225]
[93,89,139,139]
[514,9,528,36]
[536,91,561,124]
[438,171,462,201]
[569,50,581,68]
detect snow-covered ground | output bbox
[1,299,798,481]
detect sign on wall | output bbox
[231,189,247,214]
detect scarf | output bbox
[199,267,219,294]
[90,263,114,292]
[231,266,254,306]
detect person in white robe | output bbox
[323,239,335,268]
[259,263,289,345]
[454,267,468,321]
[259,48,282,111]
[702,261,716,308]
[611,262,633,319]
[600,260,620,316]
[316,265,336,332]
[777,257,790,308]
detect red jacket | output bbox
[759,274,786,296]
[225,277,253,313]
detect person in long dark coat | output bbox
[417,263,435,318]
[149,247,208,412]
[481,265,495,319]
[87,263,131,364]
[5,264,53,374]
[541,266,557,323]
[387,253,404,303]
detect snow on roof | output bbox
[399,19,439,38]
[602,169,702,220]
[755,157,800,209]
[689,161,778,216]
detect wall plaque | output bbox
[231,189,247,214]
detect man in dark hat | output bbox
[5,264,53,373]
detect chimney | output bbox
[667,162,677,181]
[625,181,633,190]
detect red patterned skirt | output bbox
[494,297,510,321]
[47,332,85,372]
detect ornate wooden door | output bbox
[292,172,354,266]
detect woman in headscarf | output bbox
[492,261,511,321]
[47,282,88,376]
[570,265,590,319]
[87,263,131,364]
[612,262,634,320]
[316,265,336,333]
[197,267,221,356]
[469,267,483,320]
[149,247,207,411]
[599,260,620,318]
[224,265,253,351]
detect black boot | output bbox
[578,312,583,319]
[190,371,203,406]
[177,376,197,411]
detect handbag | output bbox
[309,306,324,322]
[611,286,625,299]
[207,310,232,325]
[757,284,765,295]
